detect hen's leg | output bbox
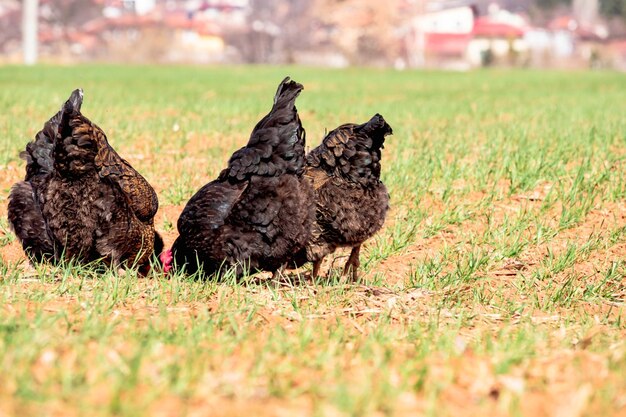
[8,182,54,263]
[272,265,284,281]
[312,257,324,278]
[343,245,361,282]
[108,252,127,277]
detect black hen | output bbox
[7,89,162,271]
[297,114,393,280]
[166,77,314,277]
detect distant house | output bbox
[402,3,530,69]
[402,5,477,69]
[522,14,611,69]
[549,15,608,42]
[547,15,608,66]
[195,0,249,27]
[467,5,529,67]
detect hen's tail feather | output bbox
[59,88,84,138]
[357,114,393,137]
[20,88,84,181]
[225,77,306,180]
[273,77,303,108]
[64,88,84,114]
[250,77,303,132]
[45,89,84,141]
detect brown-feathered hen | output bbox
[164,77,314,278]
[8,89,163,272]
[296,114,393,280]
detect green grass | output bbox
[1,65,626,416]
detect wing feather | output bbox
[95,143,159,222]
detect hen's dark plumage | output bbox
[296,114,393,280]
[169,77,314,277]
[7,89,162,272]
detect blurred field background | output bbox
[0,66,625,416]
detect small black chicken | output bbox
[8,89,162,272]
[163,77,314,278]
[296,114,393,280]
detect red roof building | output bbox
[472,17,526,38]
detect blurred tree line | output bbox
[534,0,626,21]
[598,0,626,19]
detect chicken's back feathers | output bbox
[222,77,305,181]
[306,113,392,188]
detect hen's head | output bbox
[159,249,174,274]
